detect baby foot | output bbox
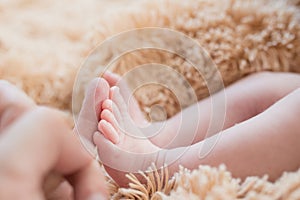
[75,78,109,155]
[94,86,161,186]
[102,71,148,126]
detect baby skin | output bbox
[93,72,300,187]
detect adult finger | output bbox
[0,80,35,132]
[74,78,109,155]
[0,107,107,200]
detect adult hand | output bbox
[0,81,107,200]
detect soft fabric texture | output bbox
[1,0,299,199]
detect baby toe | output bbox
[98,120,119,144]
[102,99,113,112]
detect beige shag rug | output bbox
[1,0,300,199]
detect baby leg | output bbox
[152,72,300,148]
[94,77,300,186]
[165,88,300,181]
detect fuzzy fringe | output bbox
[108,164,300,200]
